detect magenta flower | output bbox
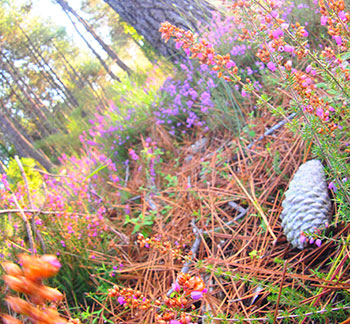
[271,28,283,39]
[172,281,181,292]
[267,62,276,72]
[338,11,347,21]
[169,321,181,324]
[334,35,342,46]
[300,234,307,245]
[328,181,337,192]
[191,291,204,300]
[315,239,322,247]
[226,60,236,69]
[117,296,126,305]
[284,45,294,53]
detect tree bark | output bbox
[58,3,121,82]
[0,110,54,171]
[56,0,133,76]
[18,24,79,109]
[103,0,215,61]
[0,51,57,136]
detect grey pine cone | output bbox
[280,159,331,249]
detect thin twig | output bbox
[273,260,287,324]
[193,306,350,322]
[166,219,203,296]
[15,156,46,253]
[11,193,35,253]
[246,113,296,151]
[124,163,129,187]
[202,202,247,236]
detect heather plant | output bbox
[0,147,121,305]
[160,0,350,223]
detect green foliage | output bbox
[124,211,155,235]
[6,157,43,190]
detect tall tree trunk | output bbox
[103,0,215,61]
[0,110,54,171]
[54,42,109,109]
[57,4,121,83]
[0,69,50,139]
[18,24,79,109]
[56,0,133,76]
[0,51,56,136]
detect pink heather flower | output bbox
[241,89,247,97]
[316,107,324,117]
[301,29,309,37]
[284,44,294,53]
[117,296,126,305]
[170,321,181,324]
[172,281,181,292]
[300,234,307,244]
[309,237,315,244]
[191,291,204,300]
[267,61,276,72]
[281,23,289,29]
[328,181,337,192]
[338,11,347,21]
[315,239,322,247]
[334,35,342,45]
[321,16,327,26]
[128,149,139,161]
[41,256,61,269]
[271,28,284,39]
[270,10,278,18]
[226,60,236,68]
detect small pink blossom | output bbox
[300,234,307,244]
[284,45,294,53]
[338,11,347,21]
[191,291,204,300]
[321,16,327,26]
[334,35,342,45]
[117,296,126,305]
[267,61,276,72]
[315,239,322,247]
[172,281,181,292]
[226,60,236,69]
[271,28,284,39]
[328,181,337,192]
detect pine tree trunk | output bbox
[0,110,54,171]
[0,69,51,139]
[58,4,121,82]
[54,42,109,109]
[0,51,56,136]
[103,0,215,61]
[56,0,133,76]
[18,24,79,109]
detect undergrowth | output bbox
[1,0,350,323]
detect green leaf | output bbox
[84,163,109,180]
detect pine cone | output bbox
[280,159,331,249]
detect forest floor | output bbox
[97,108,349,323]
